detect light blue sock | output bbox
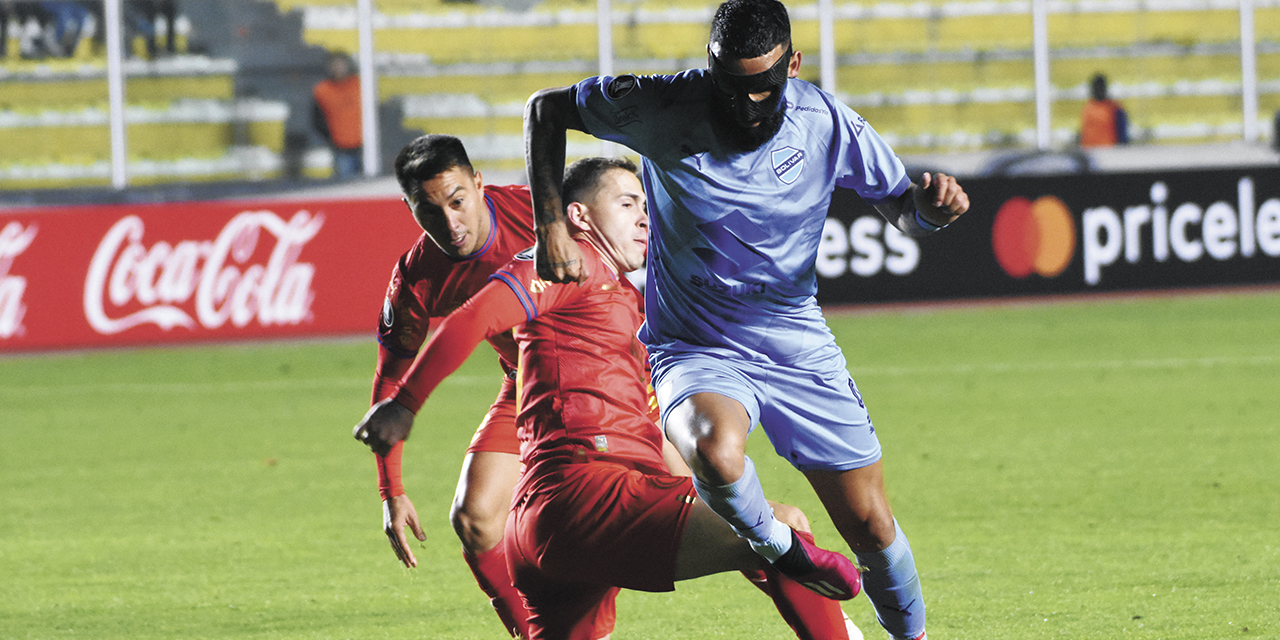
[691,455,793,561]
[854,519,926,640]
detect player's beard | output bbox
[711,100,788,153]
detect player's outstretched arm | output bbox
[383,494,426,568]
[525,86,589,283]
[353,281,529,566]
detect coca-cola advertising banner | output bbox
[1,198,421,352]
[817,165,1280,304]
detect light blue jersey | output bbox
[575,70,910,371]
[577,70,929,639]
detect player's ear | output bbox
[565,201,591,234]
[788,49,802,78]
[472,170,484,191]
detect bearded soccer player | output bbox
[372,134,535,637]
[355,157,861,640]
[524,2,971,639]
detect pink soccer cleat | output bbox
[772,529,862,601]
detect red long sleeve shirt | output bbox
[372,184,535,499]
[391,238,666,486]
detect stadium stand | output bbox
[278,0,1280,166]
[2,0,1277,190]
[0,1,303,189]
[0,0,426,190]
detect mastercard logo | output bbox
[991,196,1077,278]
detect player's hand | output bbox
[918,172,970,227]
[353,398,415,457]
[383,494,426,568]
[536,219,587,283]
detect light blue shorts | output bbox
[651,350,881,472]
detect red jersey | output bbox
[391,237,664,477]
[373,183,535,401]
[495,241,663,477]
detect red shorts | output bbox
[504,461,697,640]
[465,376,520,455]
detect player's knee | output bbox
[690,438,746,485]
[836,509,897,552]
[450,496,506,553]
[865,512,897,550]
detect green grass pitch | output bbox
[2,289,1277,639]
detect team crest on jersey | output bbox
[606,74,637,100]
[852,116,866,137]
[515,247,536,261]
[771,146,805,184]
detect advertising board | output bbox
[0,198,420,352]
[817,166,1280,304]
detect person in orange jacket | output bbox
[313,51,363,178]
[1080,73,1129,148]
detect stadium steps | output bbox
[393,61,1280,159]
[0,96,291,187]
[0,54,303,187]
[0,146,334,190]
[289,1,1280,59]
[0,56,237,110]
[271,0,1280,158]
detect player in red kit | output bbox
[355,157,861,640]
[372,134,535,638]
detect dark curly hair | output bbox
[709,0,791,60]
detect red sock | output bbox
[759,531,850,640]
[463,544,532,639]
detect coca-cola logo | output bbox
[0,221,37,339]
[84,210,324,335]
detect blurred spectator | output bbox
[124,0,176,58]
[1,1,177,60]
[312,51,363,179]
[1,2,15,59]
[1080,73,1129,148]
[38,1,89,57]
[2,0,48,59]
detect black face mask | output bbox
[709,44,792,128]
[709,97,787,153]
